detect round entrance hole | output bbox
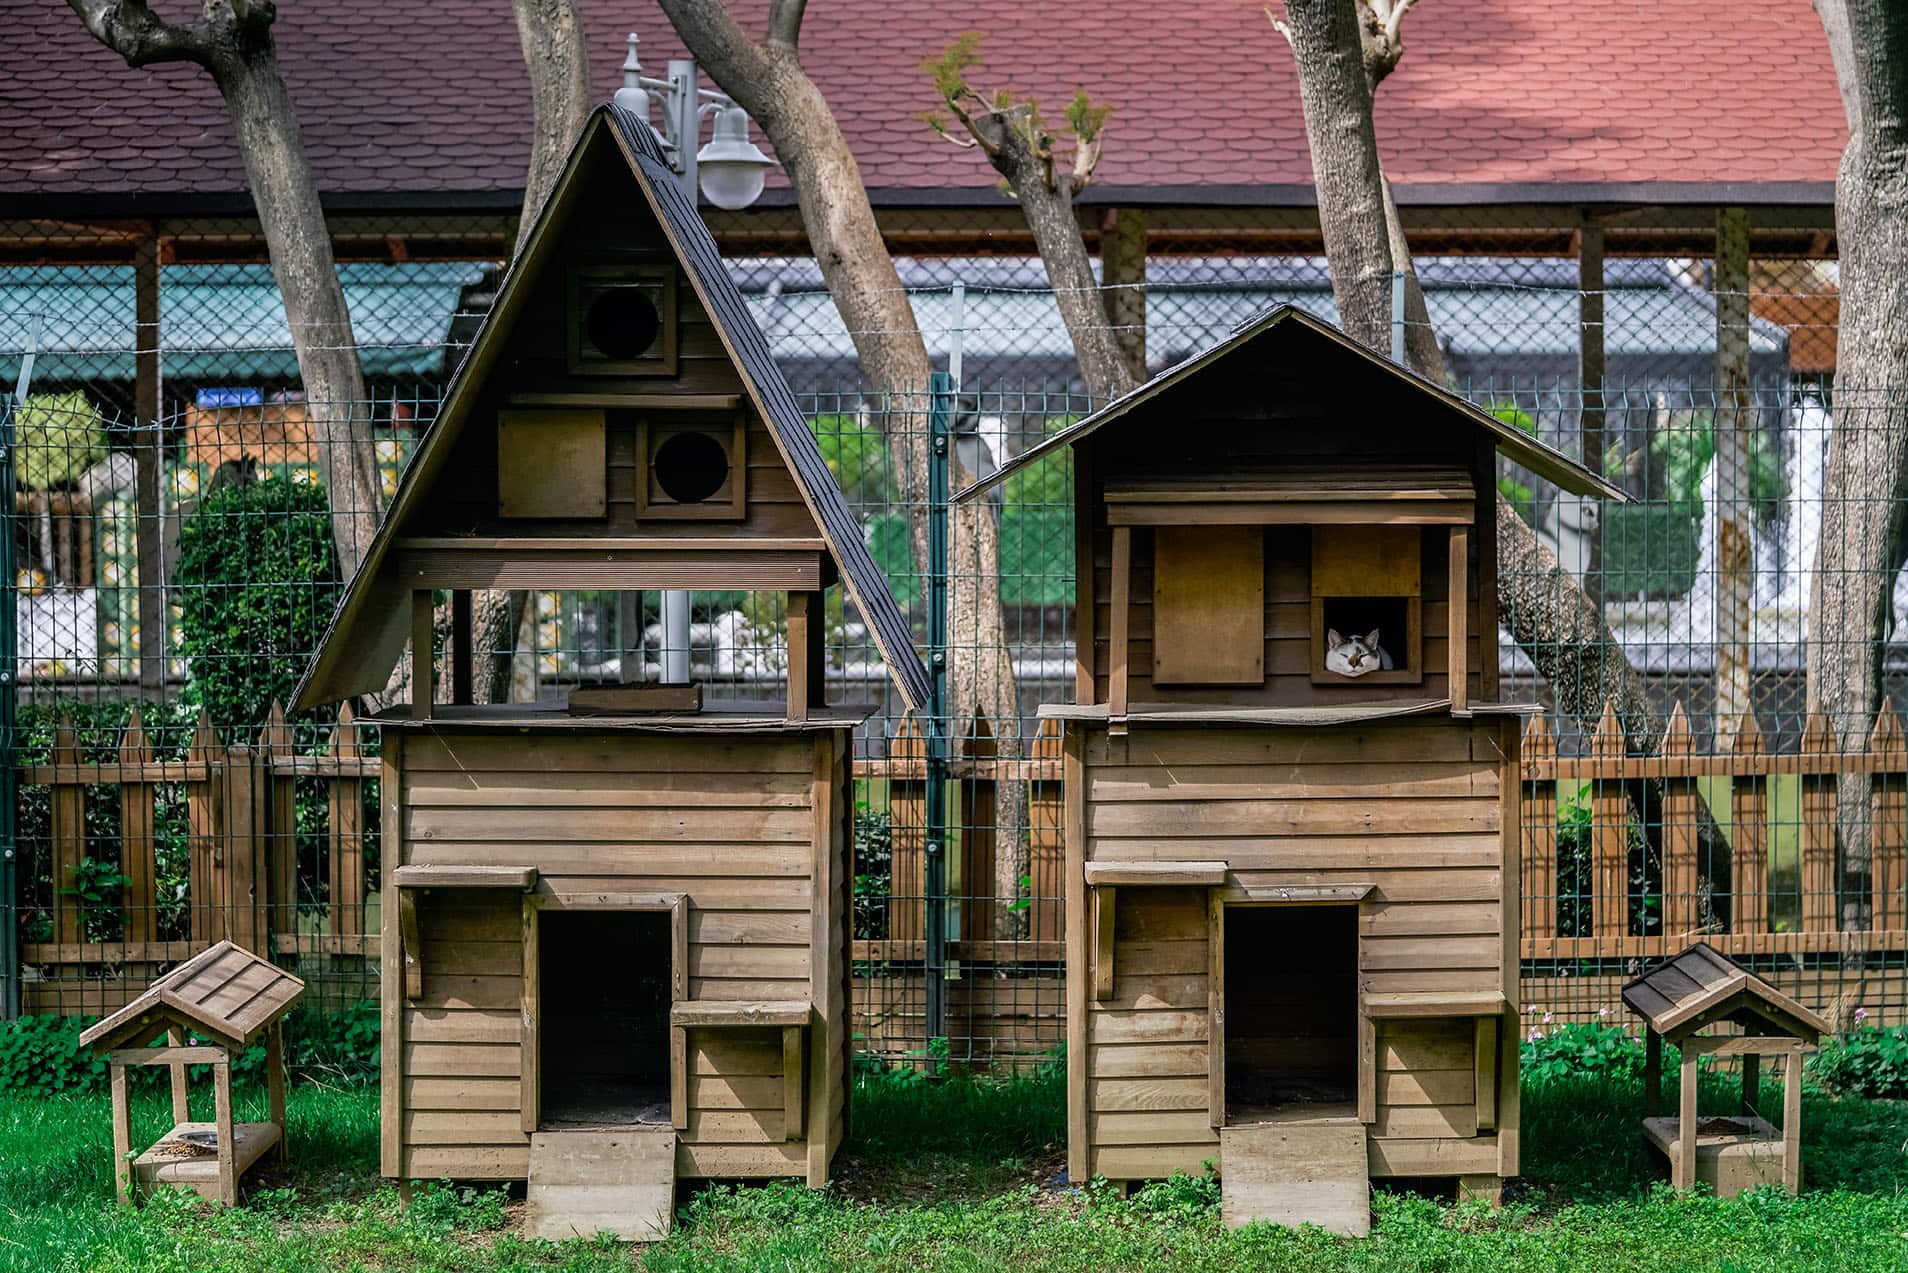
[583,286,662,360]
[654,431,730,504]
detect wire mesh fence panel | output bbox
[0,213,1899,1067]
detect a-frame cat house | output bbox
[293,105,928,1241]
[959,306,1621,1234]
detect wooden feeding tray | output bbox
[1641,1114,1787,1199]
[1622,942,1828,1197]
[77,941,306,1206]
[132,1121,284,1194]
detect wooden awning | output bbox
[1621,942,1830,1043]
[78,941,305,1054]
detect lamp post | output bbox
[613,33,776,683]
[614,33,776,211]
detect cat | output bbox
[1324,627,1394,678]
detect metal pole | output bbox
[924,370,954,1051]
[947,283,966,390]
[1,314,37,1020]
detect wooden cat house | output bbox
[959,306,1622,1233]
[292,105,928,1241]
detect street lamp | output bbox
[614,33,776,211]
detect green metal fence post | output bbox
[1,316,35,1021]
[924,369,954,1052]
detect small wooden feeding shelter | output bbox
[959,306,1622,1234]
[78,941,304,1206]
[291,106,928,1242]
[1623,942,1828,1197]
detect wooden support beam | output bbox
[1677,1048,1699,1189]
[411,589,435,719]
[783,1025,806,1141]
[1577,220,1606,614]
[267,1022,288,1164]
[1093,885,1116,1001]
[1357,1012,1375,1124]
[1783,1049,1803,1191]
[521,896,539,1135]
[1209,890,1226,1129]
[133,234,166,692]
[110,1063,132,1206]
[398,889,422,1001]
[166,1027,190,1125]
[1474,1016,1498,1133]
[1108,527,1131,730]
[1448,524,1469,714]
[1644,1027,1662,1118]
[214,1059,237,1206]
[1073,448,1096,704]
[785,590,825,722]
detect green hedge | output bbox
[1601,501,1701,601]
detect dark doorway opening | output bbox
[539,910,673,1128]
[1224,904,1358,1122]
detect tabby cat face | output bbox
[1324,627,1385,678]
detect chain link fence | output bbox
[1,211,1896,1064]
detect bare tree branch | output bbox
[64,0,220,67]
[766,0,808,50]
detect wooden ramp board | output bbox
[1220,1114,1370,1236]
[526,1129,676,1243]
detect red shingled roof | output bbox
[0,0,1843,205]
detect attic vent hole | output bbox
[654,431,730,504]
[584,286,662,360]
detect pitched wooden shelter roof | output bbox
[1621,941,1830,1043]
[77,942,305,1054]
[291,106,929,713]
[955,305,1628,504]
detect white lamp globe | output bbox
[697,105,775,210]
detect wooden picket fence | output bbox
[16,702,377,1016]
[1520,699,1908,1027]
[19,693,1908,1053]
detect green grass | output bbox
[2,1066,1908,1271]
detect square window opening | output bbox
[539,910,673,1128]
[1315,595,1420,683]
[1225,904,1358,1122]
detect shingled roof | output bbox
[957,304,1629,503]
[291,106,930,713]
[0,0,1843,208]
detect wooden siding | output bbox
[1091,525,1482,707]
[1076,719,1514,1180]
[388,728,848,1182]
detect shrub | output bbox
[852,804,894,940]
[16,391,107,490]
[173,474,341,730]
[0,1014,110,1096]
[0,999,381,1096]
[1808,1025,1908,1100]
[1521,1020,1648,1084]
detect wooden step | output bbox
[525,1129,676,1243]
[1220,1112,1369,1236]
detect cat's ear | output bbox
[1365,628,1381,647]
[1326,628,1344,647]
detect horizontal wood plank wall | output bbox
[1080,720,1505,1180]
[395,730,830,1181]
[1091,526,1481,707]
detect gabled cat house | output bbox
[960,306,1620,1233]
[293,105,928,1241]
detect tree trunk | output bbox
[1281,0,1734,914]
[489,0,594,702]
[656,0,1031,925]
[1808,0,1908,925]
[65,0,384,579]
[512,0,593,257]
[211,52,383,577]
[1712,209,1754,749]
[1101,209,1148,383]
[966,107,1135,402]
